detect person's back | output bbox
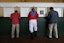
[28,7,38,39]
[49,10,58,23]
[48,7,58,39]
[28,8,38,20]
[10,10,20,39]
[10,12,20,24]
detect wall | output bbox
[0,17,64,36]
[25,0,64,2]
[0,3,64,7]
[0,3,64,36]
[0,0,64,2]
[0,7,3,17]
[0,3,64,17]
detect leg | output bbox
[29,20,34,33]
[54,23,58,38]
[29,20,34,39]
[11,24,15,38]
[49,24,54,38]
[16,24,20,38]
[33,20,37,37]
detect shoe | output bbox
[30,33,34,39]
[11,35,14,39]
[55,36,58,39]
[16,35,19,38]
[49,36,52,39]
[34,31,37,37]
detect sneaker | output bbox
[55,36,58,39]
[16,35,19,38]
[49,36,52,38]
[11,35,14,39]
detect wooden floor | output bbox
[0,36,64,43]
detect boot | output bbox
[30,33,34,39]
[34,31,37,37]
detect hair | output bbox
[15,10,18,12]
[50,7,54,10]
[32,7,35,10]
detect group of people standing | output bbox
[10,7,58,39]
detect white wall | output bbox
[0,2,64,17]
[54,8,63,17]
[3,7,14,17]
[37,7,47,17]
[0,2,64,7]
[20,8,31,17]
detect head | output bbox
[15,10,18,13]
[50,7,54,10]
[31,7,35,11]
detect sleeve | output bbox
[10,14,12,19]
[48,12,51,19]
[57,12,59,18]
[18,13,21,19]
[36,12,38,18]
[28,12,30,19]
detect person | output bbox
[48,7,58,39]
[10,10,20,38]
[28,7,38,39]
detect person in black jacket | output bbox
[48,7,58,39]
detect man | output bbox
[28,7,38,39]
[10,10,20,38]
[48,7,58,39]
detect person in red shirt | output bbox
[28,7,38,39]
[10,10,20,38]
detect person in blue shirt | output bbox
[48,7,58,39]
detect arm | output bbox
[48,12,51,19]
[10,14,12,19]
[28,13,30,19]
[57,12,59,18]
[36,12,38,18]
[18,13,21,19]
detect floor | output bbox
[0,36,64,43]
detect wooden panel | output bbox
[0,0,63,2]
[0,0,24,2]
[0,7,3,17]
[25,0,63,2]
[53,0,63,2]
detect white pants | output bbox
[29,19,37,33]
[11,24,19,38]
[49,23,58,38]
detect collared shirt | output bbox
[10,12,20,24]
